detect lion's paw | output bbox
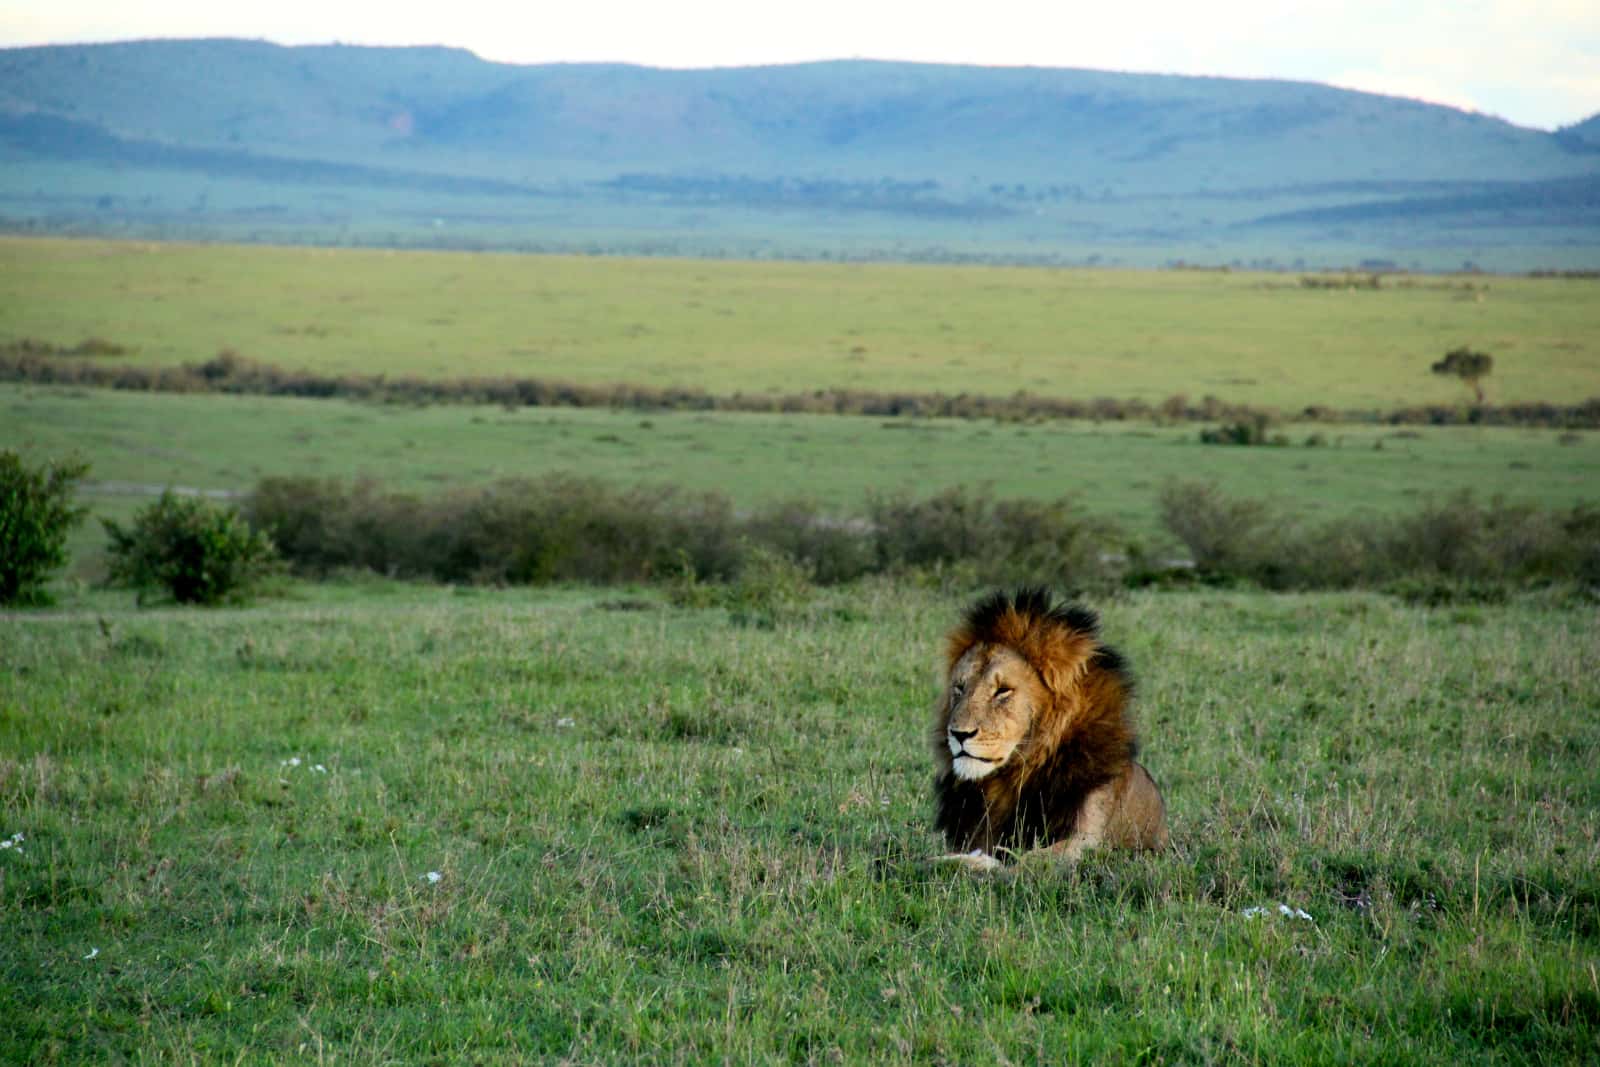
[935,849,1003,873]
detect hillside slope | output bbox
[2,39,1597,267]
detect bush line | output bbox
[6,344,1599,428]
[1158,482,1599,596]
[243,476,1125,592]
[241,474,1600,598]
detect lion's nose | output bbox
[948,728,977,744]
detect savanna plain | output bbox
[3,237,1599,1063]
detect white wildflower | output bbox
[555,717,575,728]
[424,871,443,884]
[83,947,99,961]
[0,832,22,853]
[313,765,327,774]
[281,756,302,768]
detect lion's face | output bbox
[943,644,1049,781]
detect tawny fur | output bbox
[933,588,1169,861]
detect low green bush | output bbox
[0,449,89,605]
[246,477,1123,593]
[868,487,1121,592]
[741,501,876,585]
[248,474,743,586]
[722,544,815,628]
[246,473,1595,596]
[104,492,279,605]
[1160,481,1600,591]
[1199,414,1287,446]
[1157,481,1281,582]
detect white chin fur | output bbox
[951,755,997,781]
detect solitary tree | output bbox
[1431,346,1494,404]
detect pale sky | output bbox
[3,1,1598,130]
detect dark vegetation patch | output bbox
[5,344,1599,428]
[1158,481,1600,592]
[241,473,1599,597]
[104,490,279,605]
[1298,273,1383,290]
[3,337,134,358]
[243,475,1126,594]
[1199,414,1289,446]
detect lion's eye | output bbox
[994,686,1013,701]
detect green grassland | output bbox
[4,237,1598,1060]
[4,237,1598,411]
[6,384,1596,581]
[4,583,1597,1061]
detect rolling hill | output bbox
[2,38,1597,268]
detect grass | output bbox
[3,581,1597,1062]
[4,234,1597,1060]
[3,237,1598,411]
[6,383,1597,582]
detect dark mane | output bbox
[1090,644,1134,693]
[935,587,1140,855]
[961,586,1100,646]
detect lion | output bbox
[932,587,1168,869]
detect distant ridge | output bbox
[1557,113,1600,152]
[2,38,1597,268]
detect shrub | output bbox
[722,544,814,628]
[1159,481,1599,591]
[869,487,1123,592]
[246,474,743,586]
[741,501,876,585]
[1562,506,1600,587]
[662,550,723,610]
[72,337,131,357]
[246,475,1132,593]
[1199,414,1285,446]
[664,542,815,626]
[1157,481,1283,583]
[246,473,1598,595]
[553,479,743,585]
[869,487,991,572]
[984,496,1123,591]
[0,449,89,605]
[1377,493,1589,586]
[243,475,368,575]
[104,492,279,605]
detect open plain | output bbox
[3,236,1598,1062]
